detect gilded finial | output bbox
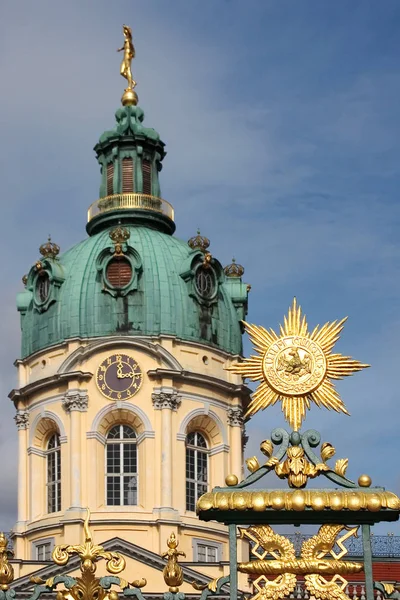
[188,230,210,253]
[39,235,60,260]
[224,258,245,278]
[118,25,138,106]
[109,223,130,255]
[0,533,14,591]
[162,533,186,593]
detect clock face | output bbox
[96,354,143,400]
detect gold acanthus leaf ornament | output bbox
[227,298,369,431]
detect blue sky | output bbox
[1,1,400,534]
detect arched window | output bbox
[186,431,208,511]
[106,425,138,506]
[46,434,61,513]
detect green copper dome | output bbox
[17,104,248,358]
[17,225,248,358]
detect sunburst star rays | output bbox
[228,299,369,431]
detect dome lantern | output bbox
[86,27,174,237]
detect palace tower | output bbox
[9,38,250,588]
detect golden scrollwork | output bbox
[239,524,362,600]
[52,509,125,574]
[245,436,352,488]
[197,488,400,514]
[0,533,14,591]
[47,509,146,600]
[227,298,369,431]
[162,533,185,593]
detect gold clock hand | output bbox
[116,356,124,379]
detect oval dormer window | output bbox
[106,257,133,288]
[195,266,216,299]
[36,272,50,303]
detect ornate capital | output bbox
[152,390,181,411]
[227,406,243,427]
[14,409,29,430]
[63,390,89,412]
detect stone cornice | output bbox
[14,409,29,430]
[147,368,251,397]
[9,371,93,404]
[27,447,45,457]
[62,390,89,412]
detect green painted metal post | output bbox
[229,524,237,600]
[362,524,374,600]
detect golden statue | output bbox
[117,25,138,106]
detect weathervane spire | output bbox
[117,24,138,106]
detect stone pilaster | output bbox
[228,406,243,480]
[152,389,180,510]
[63,391,88,510]
[15,410,29,524]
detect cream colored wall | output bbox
[12,335,248,590]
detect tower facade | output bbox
[10,56,250,584]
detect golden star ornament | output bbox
[229,299,369,431]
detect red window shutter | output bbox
[122,158,134,193]
[106,163,114,196]
[106,258,132,288]
[142,160,152,195]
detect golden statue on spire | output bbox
[118,25,138,106]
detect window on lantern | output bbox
[122,158,134,193]
[46,434,61,513]
[106,257,133,288]
[106,163,114,196]
[142,159,152,195]
[186,431,208,511]
[106,425,138,506]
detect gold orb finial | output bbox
[225,474,239,486]
[358,474,372,487]
[118,25,138,106]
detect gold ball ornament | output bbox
[122,88,138,106]
[225,474,239,486]
[358,474,372,487]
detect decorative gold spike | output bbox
[162,533,185,593]
[228,298,369,430]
